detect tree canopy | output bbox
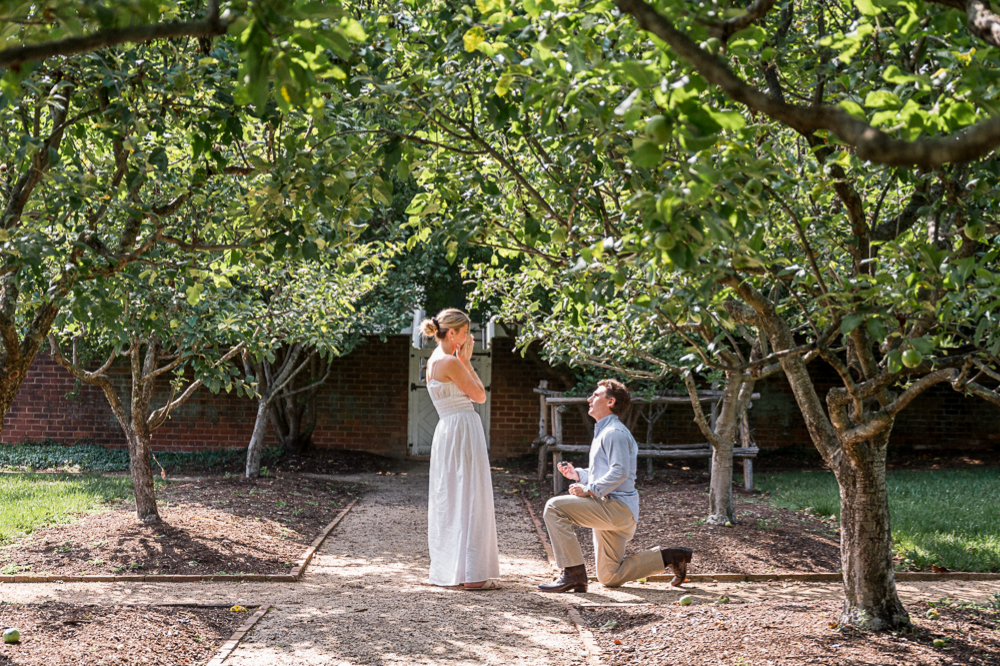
[344,0,1000,631]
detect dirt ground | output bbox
[0,476,361,577]
[520,468,842,577]
[580,598,1000,666]
[1,463,998,666]
[0,602,245,666]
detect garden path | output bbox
[2,465,997,665]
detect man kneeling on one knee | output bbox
[539,379,693,593]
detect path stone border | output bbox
[519,495,1000,584]
[206,604,271,666]
[563,603,605,666]
[0,498,358,584]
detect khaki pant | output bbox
[543,494,665,587]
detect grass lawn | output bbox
[757,468,1000,573]
[0,473,142,547]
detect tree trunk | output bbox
[835,426,909,630]
[271,391,309,454]
[127,424,161,523]
[706,436,735,525]
[0,361,30,437]
[694,368,757,526]
[266,350,327,455]
[245,399,270,478]
[705,374,750,525]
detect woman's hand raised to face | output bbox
[457,333,475,363]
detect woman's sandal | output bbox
[463,579,502,590]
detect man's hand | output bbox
[557,461,580,481]
[568,483,592,498]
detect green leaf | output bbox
[866,318,887,341]
[186,283,204,306]
[944,101,976,128]
[884,65,930,89]
[838,100,866,120]
[841,314,865,335]
[464,27,486,53]
[630,141,662,169]
[494,72,513,97]
[704,108,745,130]
[338,17,367,42]
[854,0,879,16]
[909,336,935,355]
[864,90,902,109]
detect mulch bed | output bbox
[518,465,841,577]
[272,450,398,476]
[0,476,361,578]
[0,601,247,666]
[580,599,1000,665]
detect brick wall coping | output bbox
[0,498,358,584]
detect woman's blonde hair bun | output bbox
[419,308,472,340]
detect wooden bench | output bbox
[532,382,759,494]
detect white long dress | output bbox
[426,373,500,586]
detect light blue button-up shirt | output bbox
[576,414,640,522]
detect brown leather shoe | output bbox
[661,547,693,587]
[538,564,588,593]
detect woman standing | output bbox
[421,308,500,589]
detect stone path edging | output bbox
[287,498,358,578]
[519,495,1000,584]
[0,498,358,585]
[564,603,605,666]
[206,605,271,666]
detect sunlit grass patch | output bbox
[758,468,1000,573]
[0,473,139,544]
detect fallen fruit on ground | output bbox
[933,638,947,648]
[717,596,730,604]
[926,609,940,620]
[3,628,20,643]
[679,595,693,606]
[725,521,733,527]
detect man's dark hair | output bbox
[598,379,631,416]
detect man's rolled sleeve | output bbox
[577,468,590,486]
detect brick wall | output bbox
[3,340,998,457]
[310,336,410,456]
[747,362,1000,452]
[487,339,568,458]
[1,337,578,459]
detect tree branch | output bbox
[965,0,1000,48]
[706,0,780,43]
[683,373,727,449]
[0,5,228,68]
[147,342,245,429]
[616,0,1000,167]
[839,368,957,445]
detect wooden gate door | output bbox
[407,339,492,457]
